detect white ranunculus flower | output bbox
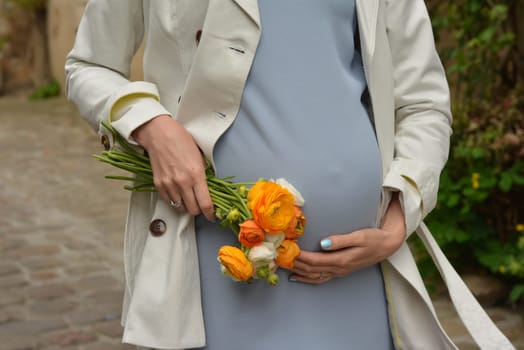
[275,178,305,206]
[265,232,285,249]
[248,242,277,267]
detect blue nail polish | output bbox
[320,239,332,249]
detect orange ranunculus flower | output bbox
[218,246,254,281]
[238,220,265,247]
[284,206,306,239]
[275,239,301,269]
[247,181,295,234]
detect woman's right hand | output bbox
[132,115,215,221]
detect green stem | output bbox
[106,150,151,168]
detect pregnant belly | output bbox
[212,134,382,250]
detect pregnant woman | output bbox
[196,1,390,348]
[66,0,513,349]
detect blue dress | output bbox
[195,0,394,348]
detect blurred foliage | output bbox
[415,0,524,303]
[30,80,60,100]
[8,0,47,10]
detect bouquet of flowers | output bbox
[94,121,306,285]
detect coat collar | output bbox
[232,0,260,27]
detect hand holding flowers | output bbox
[95,120,307,285]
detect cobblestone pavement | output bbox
[0,96,522,350]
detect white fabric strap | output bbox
[416,223,515,350]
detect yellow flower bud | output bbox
[227,208,240,222]
[267,273,279,286]
[256,266,270,279]
[471,172,480,189]
[239,185,247,198]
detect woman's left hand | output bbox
[289,193,407,284]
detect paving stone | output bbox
[0,275,28,289]
[30,299,76,315]
[0,264,21,277]
[0,238,26,253]
[0,306,26,323]
[93,320,123,339]
[64,240,96,251]
[23,258,63,271]
[27,284,74,300]
[68,305,121,326]
[453,341,479,350]
[30,271,59,281]
[8,245,60,258]
[65,264,105,276]
[86,289,122,305]
[47,330,97,346]
[73,275,120,293]
[0,336,35,350]
[440,317,470,339]
[0,291,25,307]
[0,319,67,336]
[463,274,508,307]
[84,343,135,350]
[83,343,121,350]
[39,346,80,350]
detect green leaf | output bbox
[489,4,508,21]
[479,27,495,43]
[471,148,485,159]
[462,187,476,197]
[509,284,524,302]
[512,173,524,185]
[446,193,460,208]
[499,173,512,192]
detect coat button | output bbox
[100,135,110,150]
[195,30,202,45]
[149,219,166,237]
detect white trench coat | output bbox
[65,0,515,349]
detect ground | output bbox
[0,96,522,349]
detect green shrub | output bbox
[30,80,60,100]
[418,0,524,302]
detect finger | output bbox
[288,273,333,285]
[157,187,172,207]
[291,260,340,275]
[165,188,186,212]
[179,186,200,216]
[319,230,368,251]
[193,181,215,221]
[296,250,353,267]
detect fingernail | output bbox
[288,275,298,282]
[320,239,332,249]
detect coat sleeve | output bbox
[382,0,453,237]
[65,0,171,146]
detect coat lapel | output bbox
[356,0,394,178]
[232,0,260,27]
[355,0,379,58]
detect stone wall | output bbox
[0,0,143,96]
[0,0,38,94]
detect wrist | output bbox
[381,192,407,248]
[132,114,172,148]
